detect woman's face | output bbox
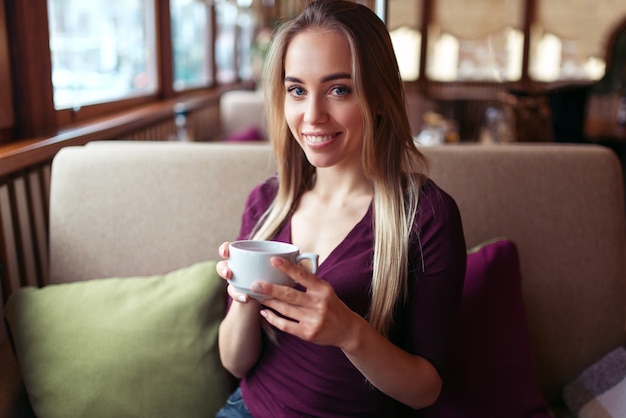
[283,29,364,171]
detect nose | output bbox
[303,96,328,124]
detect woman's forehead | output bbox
[284,30,352,76]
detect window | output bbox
[214,0,260,84]
[387,0,422,81]
[2,0,623,144]
[236,2,257,81]
[215,1,238,84]
[171,0,213,91]
[426,0,523,82]
[47,0,158,110]
[530,0,626,81]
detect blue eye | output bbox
[287,86,305,96]
[332,86,350,96]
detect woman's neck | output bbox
[310,167,374,206]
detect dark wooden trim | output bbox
[0,0,14,132]
[22,174,43,286]
[0,84,251,178]
[520,0,536,87]
[209,3,218,86]
[157,0,175,99]
[6,181,26,287]
[55,94,160,127]
[37,168,49,235]
[5,0,56,139]
[417,0,432,93]
[0,191,9,305]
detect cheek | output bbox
[284,104,300,131]
[342,108,365,134]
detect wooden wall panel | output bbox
[0,0,14,132]
[5,0,56,138]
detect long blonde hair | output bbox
[253,0,429,338]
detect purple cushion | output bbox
[424,238,551,417]
[223,126,265,142]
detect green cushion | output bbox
[4,261,230,418]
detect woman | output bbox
[216,1,466,416]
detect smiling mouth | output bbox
[303,132,340,144]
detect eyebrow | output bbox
[284,72,352,83]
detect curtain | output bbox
[387,0,421,31]
[537,0,626,60]
[434,0,522,39]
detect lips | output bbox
[302,132,340,145]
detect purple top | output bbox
[234,176,466,417]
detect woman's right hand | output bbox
[216,241,252,304]
[217,241,263,378]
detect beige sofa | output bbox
[1,141,625,417]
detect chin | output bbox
[302,153,335,169]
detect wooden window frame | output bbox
[0,0,622,143]
[2,0,222,143]
[0,0,14,138]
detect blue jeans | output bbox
[215,387,253,418]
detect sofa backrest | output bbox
[424,144,626,404]
[48,141,626,405]
[49,142,277,282]
[219,90,267,139]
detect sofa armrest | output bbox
[0,340,35,417]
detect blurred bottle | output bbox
[479,104,515,143]
[414,112,459,145]
[173,103,193,141]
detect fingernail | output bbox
[251,283,262,293]
[272,257,283,265]
[236,294,247,303]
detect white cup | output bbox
[228,240,319,299]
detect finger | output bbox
[216,260,231,279]
[250,281,304,304]
[218,242,231,258]
[260,308,300,334]
[251,282,308,323]
[227,284,250,304]
[270,256,317,287]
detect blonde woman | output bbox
[216,1,466,416]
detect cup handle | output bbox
[297,252,319,274]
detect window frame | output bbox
[0,0,622,144]
[0,0,13,137]
[4,0,56,141]
[2,0,224,143]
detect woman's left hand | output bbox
[251,256,361,350]
[254,258,442,410]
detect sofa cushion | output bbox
[424,238,551,417]
[4,260,229,418]
[563,345,626,417]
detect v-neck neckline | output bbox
[282,202,373,269]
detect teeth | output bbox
[305,134,334,143]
